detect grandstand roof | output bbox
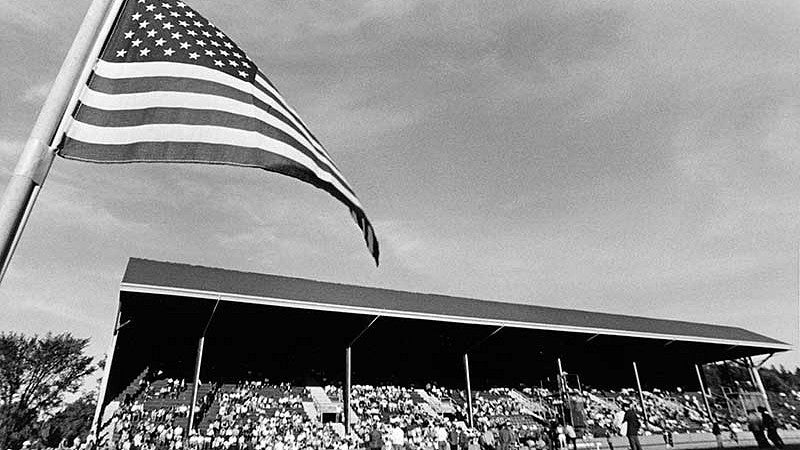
[103,258,790,404]
[121,258,788,350]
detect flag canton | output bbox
[102,0,258,81]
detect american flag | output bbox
[57,0,379,264]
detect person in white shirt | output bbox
[391,425,406,450]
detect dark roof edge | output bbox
[120,257,791,351]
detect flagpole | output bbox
[0,0,119,282]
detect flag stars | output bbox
[124,30,135,39]
[232,52,241,58]
[214,60,224,67]
[238,70,248,78]
[241,61,250,68]
[164,48,175,56]
[162,22,174,30]
[215,31,225,38]
[146,29,157,38]
[179,20,189,27]
[170,11,180,17]
[211,40,220,47]
[116,49,127,57]
[171,32,183,39]
[161,2,172,8]
[228,60,238,67]
[188,52,199,59]
[155,38,166,46]
[145,4,156,11]
[179,41,190,49]
[138,20,150,28]
[176,1,186,7]
[193,21,203,27]
[184,11,195,17]
[223,42,233,49]
[132,12,142,20]
[202,30,211,37]
[219,50,229,56]
[139,48,151,56]
[153,12,165,20]
[131,38,143,47]
[204,49,215,56]
[196,40,206,47]
[187,30,197,36]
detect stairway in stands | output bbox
[509,389,549,420]
[416,389,454,415]
[98,368,149,447]
[308,386,341,418]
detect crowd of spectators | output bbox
[89,377,796,450]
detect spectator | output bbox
[370,423,384,450]
[481,426,496,450]
[622,405,642,450]
[747,409,769,449]
[760,407,783,449]
[498,422,514,450]
[711,422,722,448]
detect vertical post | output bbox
[0,0,120,282]
[188,336,205,431]
[632,362,649,426]
[695,364,714,422]
[748,357,772,414]
[344,347,352,433]
[92,305,122,440]
[557,358,566,423]
[464,353,474,429]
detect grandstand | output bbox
[95,258,793,449]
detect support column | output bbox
[632,362,649,426]
[188,336,205,431]
[556,358,566,422]
[748,357,772,414]
[344,347,352,433]
[695,364,714,422]
[92,306,122,440]
[464,353,474,429]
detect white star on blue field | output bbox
[0,0,798,370]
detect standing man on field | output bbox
[622,403,642,450]
[747,409,769,448]
[760,407,784,449]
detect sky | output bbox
[0,0,798,380]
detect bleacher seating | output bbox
[102,372,796,450]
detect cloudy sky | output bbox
[1,0,798,376]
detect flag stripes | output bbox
[57,0,378,264]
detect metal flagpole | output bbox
[695,364,714,422]
[0,0,120,282]
[464,353,474,429]
[633,362,649,425]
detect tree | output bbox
[39,394,96,448]
[0,332,96,450]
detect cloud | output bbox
[0,3,54,32]
[20,80,53,105]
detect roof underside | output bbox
[121,258,787,350]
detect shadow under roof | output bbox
[120,258,789,351]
